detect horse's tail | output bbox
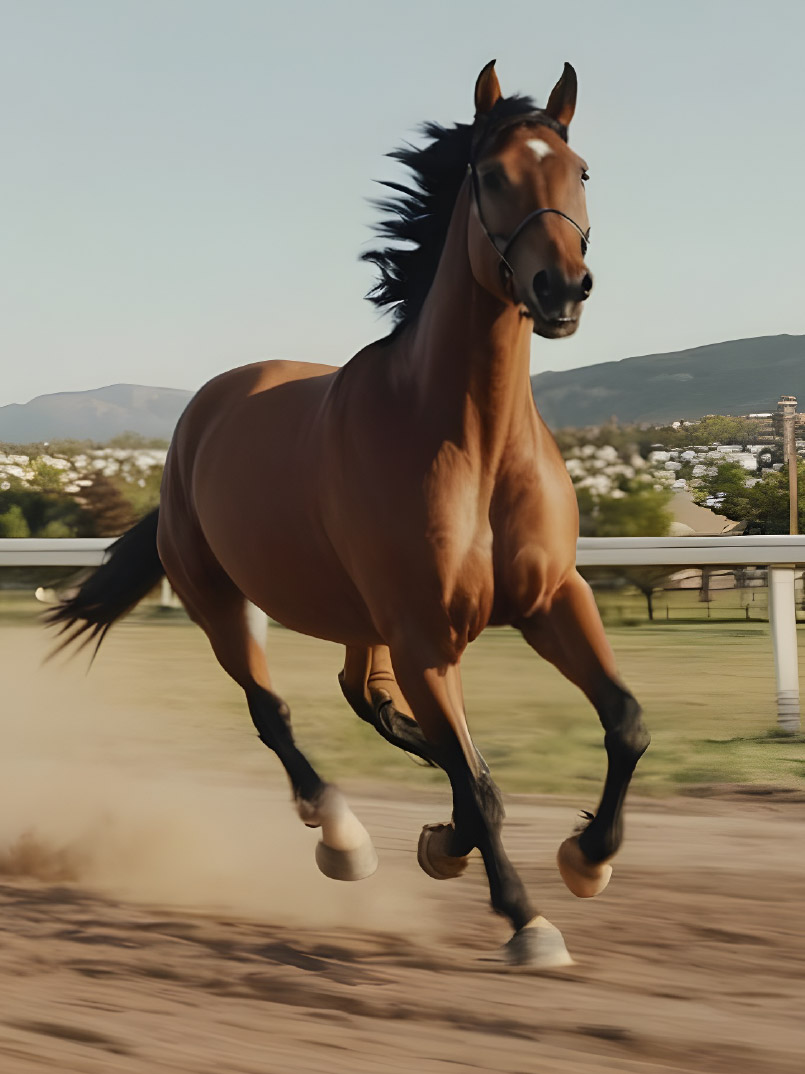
[46,507,165,658]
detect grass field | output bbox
[3,587,804,799]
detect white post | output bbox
[246,602,269,651]
[768,565,801,732]
[159,576,177,609]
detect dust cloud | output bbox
[0,622,427,931]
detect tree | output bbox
[682,415,760,448]
[119,466,162,520]
[0,488,85,537]
[591,487,673,538]
[692,461,805,534]
[575,482,675,620]
[619,566,674,621]
[37,519,74,538]
[28,457,66,494]
[0,504,30,537]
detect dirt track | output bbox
[1,616,804,1072]
[1,787,804,1074]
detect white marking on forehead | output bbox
[527,138,553,162]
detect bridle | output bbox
[468,110,591,289]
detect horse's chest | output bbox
[424,492,500,646]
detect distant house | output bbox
[664,492,748,591]
[667,491,743,537]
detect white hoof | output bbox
[315,839,378,881]
[297,785,371,849]
[481,916,575,972]
[417,823,468,880]
[298,785,378,881]
[557,836,613,898]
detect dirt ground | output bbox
[1,618,804,1073]
[2,792,804,1073]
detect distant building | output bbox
[667,491,742,536]
[735,396,805,443]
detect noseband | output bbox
[469,110,591,288]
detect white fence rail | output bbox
[1,535,802,733]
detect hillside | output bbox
[2,333,803,442]
[0,384,193,443]
[531,333,805,427]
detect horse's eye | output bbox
[581,171,590,184]
[483,171,503,192]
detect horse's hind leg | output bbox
[161,543,377,881]
[339,646,441,767]
[520,571,650,898]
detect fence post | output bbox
[768,565,801,733]
[159,577,179,609]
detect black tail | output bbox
[46,507,165,658]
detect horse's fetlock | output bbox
[578,815,622,863]
[276,700,292,727]
[474,773,505,828]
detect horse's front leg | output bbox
[388,646,573,969]
[519,571,650,897]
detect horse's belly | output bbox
[186,405,381,645]
[200,489,379,644]
[212,526,379,644]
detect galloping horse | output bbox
[51,61,649,969]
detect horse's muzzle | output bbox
[524,267,592,337]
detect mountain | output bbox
[3,333,803,442]
[0,384,193,443]
[531,334,805,427]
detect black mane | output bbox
[362,95,541,339]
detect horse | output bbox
[50,60,650,969]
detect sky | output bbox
[1,0,803,407]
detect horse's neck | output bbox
[403,181,535,464]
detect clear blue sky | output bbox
[1,0,802,406]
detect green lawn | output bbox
[3,587,803,799]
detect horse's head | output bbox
[468,61,592,339]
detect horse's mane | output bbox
[362,95,540,340]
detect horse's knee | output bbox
[247,686,293,745]
[602,690,650,768]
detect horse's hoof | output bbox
[557,835,612,898]
[417,823,468,880]
[482,916,574,972]
[315,838,378,882]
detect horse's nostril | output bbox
[533,270,551,298]
[581,273,593,299]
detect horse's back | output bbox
[175,359,337,446]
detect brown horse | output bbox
[51,61,649,969]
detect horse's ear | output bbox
[545,62,577,127]
[475,59,502,116]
